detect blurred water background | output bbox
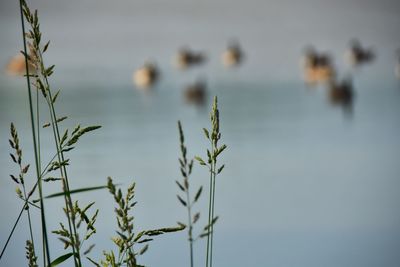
[1,0,400,266]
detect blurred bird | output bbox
[301,46,335,85]
[327,77,354,109]
[184,79,207,106]
[5,53,36,76]
[174,47,207,69]
[222,41,244,67]
[133,62,159,89]
[344,39,375,67]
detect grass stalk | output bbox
[19,1,90,265]
[176,121,205,267]
[45,89,81,266]
[35,26,80,262]
[9,124,38,257]
[19,0,51,265]
[195,96,226,267]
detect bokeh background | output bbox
[1,0,400,266]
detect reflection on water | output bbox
[327,77,355,116]
[183,78,207,107]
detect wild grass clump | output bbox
[18,0,102,264]
[0,1,185,266]
[2,1,228,267]
[91,177,185,267]
[176,97,227,267]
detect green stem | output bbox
[185,177,194,267]
[205,154,213,267]
[0,203,25,259]
[189,236,194,267]
[0,193,43,259]
[209,158,217,267]
[19,1,51,265]
[36,80,42,187]
[21,184,36,252]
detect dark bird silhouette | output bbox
[345,39,375,67]
[175,47,207,69]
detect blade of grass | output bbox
[50,252,76,267]
[45,185,109,199]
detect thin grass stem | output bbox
[198,96,225,267]
[21,185,35,251]
[209,159,216,267]
[186,189,194,267]
[206,164,213,267]
[0,204,25,259]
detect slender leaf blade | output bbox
[45,185,108,199]
[50,252,75,266]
